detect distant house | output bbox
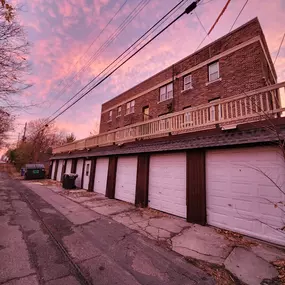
[51,18,285,246]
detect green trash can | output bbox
[24,164,46,180]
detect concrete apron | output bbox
[25,181,285,285]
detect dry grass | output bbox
[272,260,285,284]
[0,163,22,179]
[61,190,97,199]
[215,228,258,248]
[186,257,244,285]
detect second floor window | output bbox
[208,61,220,82]
[108,110,112,121]
[126,100,135,115]
[183,74,192,90]
[159,82,173,102]
[117,106,121,117]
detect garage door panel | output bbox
[75,159,84,188]
[260,203,283,219]
[51,162,56,179]
[115,156,137,204]
[56,160,64,181]
[66,160,72,174]
[149,153,186,218]
[207,146,285,246]
[259,185,283,199]
[94,158,109,195]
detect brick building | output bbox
[51,18,285,246]
[99,17,276,133]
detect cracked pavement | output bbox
[0,173,215,285]
[35,180,285,285]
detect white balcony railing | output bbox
[53,82,285,154]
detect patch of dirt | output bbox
[185,257,245,285]
[29,179,61,186]
[270,259,285,285]
[0,164,22,179]
[215,228,258,248]
[143,208,168,218]
[61,190,97,199]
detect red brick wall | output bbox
[99,18,276,133]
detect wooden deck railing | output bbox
[53,82,285,154]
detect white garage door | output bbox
[94,158,109,195]
[65,160,72,174]
[75,159,84,188]
[206,146,285,246]
[149,153,187,218]
[115,156,137,204]
[56,160,64,182]
[51,161,56,180]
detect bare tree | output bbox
[25,119,66,160]
[6,118,67,169]
[66,133,76,143]
[0,108,14,146]
[90,120,100,136]
[0,0,31,110]
[0,1,30,147]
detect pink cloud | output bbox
[15,0,285,141]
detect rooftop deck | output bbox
[53,82,285,154]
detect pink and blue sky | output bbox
[11,0,285,141]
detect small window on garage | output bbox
[183,74,192,90]
[208,61,220,82]
[86,163,90,176]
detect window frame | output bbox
[126,100,135,115]
[108,110,112,121]
[208,61,220,82]
[117,106,122,117]
[159,82,173,102]
[183,74,192,91]
[142,106,149,121]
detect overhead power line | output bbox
[47,0,128,109]
[49,0,150,110]
[194,10,211,40]
[29,0,191,139]
[196,0,231,50]
[47,0,190,120]
[229,0,249,32]
[274,32,285,65]
[44,0,201,127]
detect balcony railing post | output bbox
[52,82,285,154]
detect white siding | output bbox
[94,158,109,195]
[56,160,64,182]
[75,159,84,188]
[206,146,285,246]
[65,160,72,174]
[115,156,137,204]
[83,160,91,190]
[148,153,187,218]
[51,161,56,180]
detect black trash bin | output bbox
[62,173,78,189]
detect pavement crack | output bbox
[0,273,37,284]
[174,245,226,259]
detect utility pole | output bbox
[17,133,20,147]
[22,122,27,142]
